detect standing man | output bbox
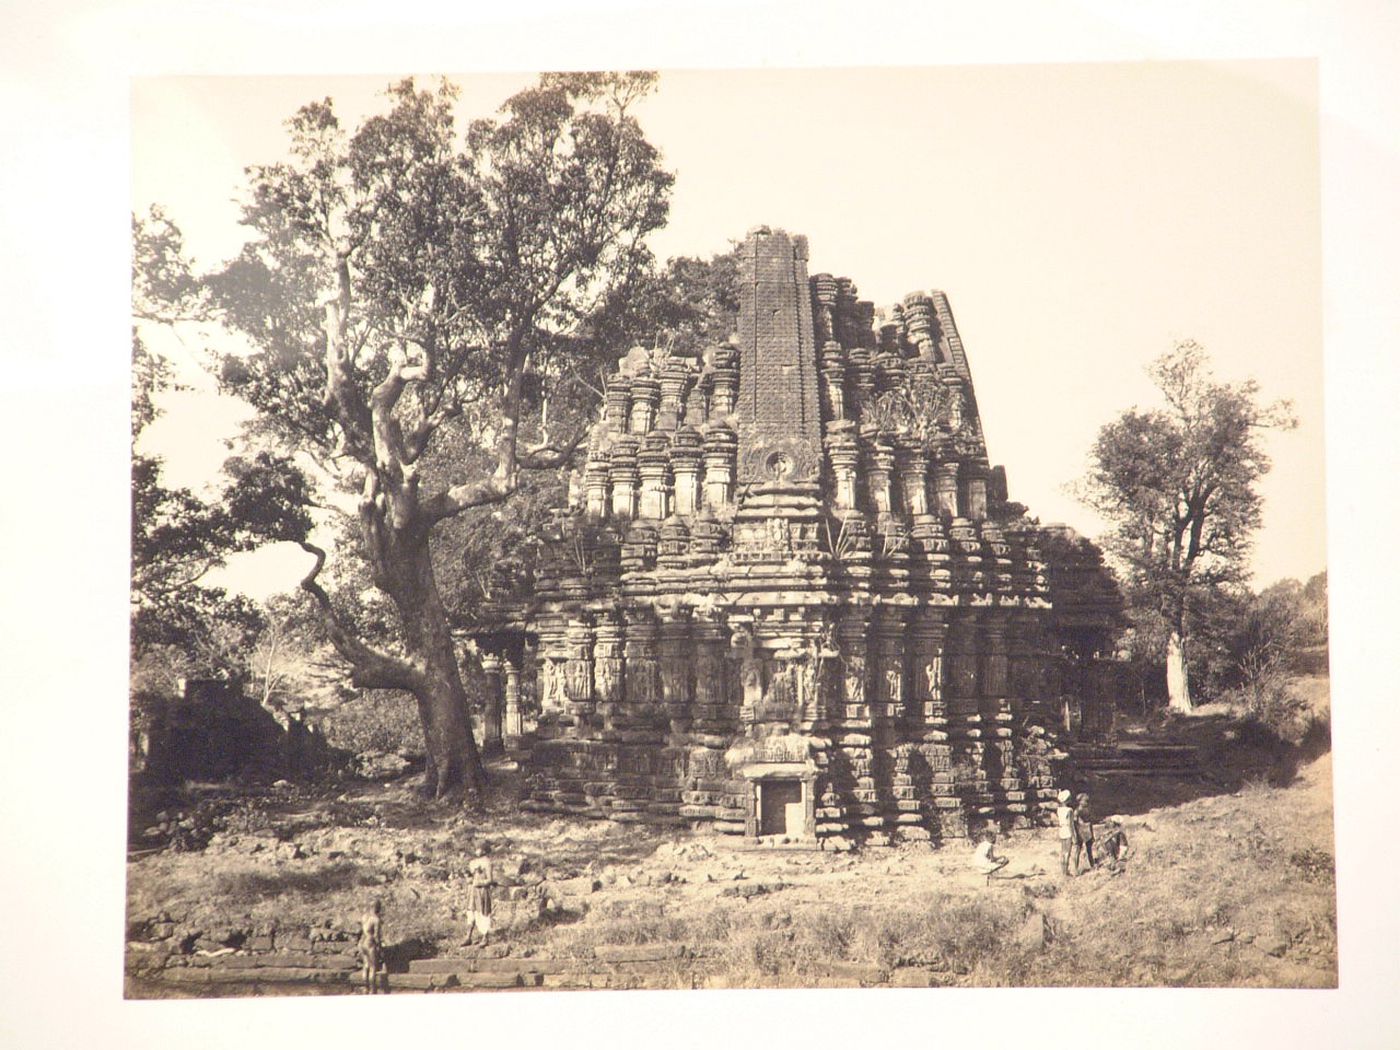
[1072,792,1096,875]
[1056,789,1075,876]
[465,844,495,947]
[356,898,386,994]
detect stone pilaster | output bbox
[479,653,504,756]
[821,342,847,421]
[592,613,624,729]
[835,612,872,726]
[656,517,690,571]
[638,434,672,520]
[670,428,703,516]
[623,610,661,727]
[507,643,528,742]
[709,347,739,418]
[946,612,981,732]
[908,612,949,729]
[629,376,660,435]
[950,517,983,597]
[691,611,730,728]
[902,293,940,365]
[934,459,961,519]
[503,657,521,748]
[563,619,595,719]
[962,461,989,521]
[812,273,839,344]
[981,612,1011,730]
[870,608,907,727]
[866,436,895,517]
[825,422,860,513]
[658,359,691,431]
[847,345,874,414]
[659,611,692,732]
[583,453,610,521]
[702,425,737,509]
[603,373,630,431]
[895,440,929,517]
[608,437,639,521]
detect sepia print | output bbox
[127,64,1334,996]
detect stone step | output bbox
[188,951,358,971]
[592,943,686,963]
[409,957,574,976]
[389,971,540,991]
[159,965,352,985]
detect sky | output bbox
[133,61,1326,597]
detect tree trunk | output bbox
[1166,630,1192,713]
[413,654,487,800]
[389,533,488,801]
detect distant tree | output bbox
[246,592,351,715]
[130,314,270,691]
[140,74,673,799]
[1298,569,1329,649]
[1079,341,1296,712]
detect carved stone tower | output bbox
[735,227,823,486]
[462,227,1120,847]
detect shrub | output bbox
[321,691,422,756]
[1288,847,1335,884]
[1226,660,1310,742]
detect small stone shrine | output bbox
[465,227,1118,845]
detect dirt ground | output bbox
[126,690,1336,991]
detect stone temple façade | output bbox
[464,226,1119,846]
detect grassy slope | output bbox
[127,696,1336,989]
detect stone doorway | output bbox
[758,779,804,837]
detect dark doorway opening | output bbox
[759,779,803,836]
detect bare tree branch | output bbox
[297,540,420,692]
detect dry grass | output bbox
[127,694,1337,989]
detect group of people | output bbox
[970,788,1129,883]
[356,804,1126,990]
[354,843,498,994]
[1056,789,1098,876]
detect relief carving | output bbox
[594,658,624,705]
[626,659,661,705]
[923,656,943,700]
[843,654,867,705]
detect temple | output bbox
[463,227,1119,846]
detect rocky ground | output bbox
[126,693,1336,995]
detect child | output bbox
[356,898,386,994]
[1098,819,1130,873]
[1056,789,1075,876]
[465,844,495,946]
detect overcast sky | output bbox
[133,61,1325,596]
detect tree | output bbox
[431,246,742,617]
[131,267,267,691]
[1079,341,1296,712]
[156,74,672,799]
